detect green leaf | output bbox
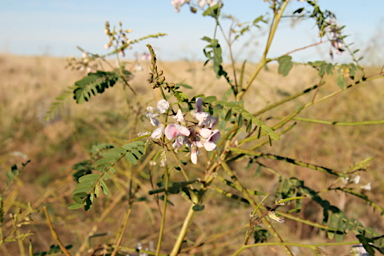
[99,179,109,195]
[246,120,253,133]
[224,109,232,121]
[337,69,346,89]
[278,55,293,76]
[177,83,193,89]
[73,71,119,104]
[126,152,138,165]
[68,203,84,210]
[72,195,83,204]
[108,147,126,154]
[204,96,217,103]
[95,157,116,166]
[202,3,221,17]
[109,167,117,174]
[192,204,205,211]
[213,101,279,140]
[238,113,243,127]
[174,91,188,102]
[130,149,142,160]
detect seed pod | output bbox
[157,76,165,83]
[169,83,175,88]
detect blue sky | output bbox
[1,1,383,64]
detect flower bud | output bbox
[157,76,165,83]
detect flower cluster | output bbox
[327,15,345,55]
[171,0,217,12]
[341,175,371,191]
[146,97,220,164]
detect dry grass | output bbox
[0,53,383,256]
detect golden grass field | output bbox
[0,53,383,256]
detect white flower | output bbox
[351,175,361,184]
[151,126,164,139]
[361,183,371,191]
[157,99,170,114]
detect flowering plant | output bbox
[17,1,383,256]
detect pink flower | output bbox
[171,0,185,12]
[192,97,209,125]
[165,124,190,140]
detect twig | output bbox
[43,207,71,256]
[284,41,327,56]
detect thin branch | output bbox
[43,207,71,256]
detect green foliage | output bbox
[213,101,280,140]
[192,204,205,211]
[253,226,270,243]
[202,3,221,18]
[73,70,121,104]
[277,55,293,76]
[275,177,382,243]
[307,61,335,76]
[33,244,73,256]
[202,37,229,80]
[5,160,30,187]
[45,88,72,121]
[69,141,145,211]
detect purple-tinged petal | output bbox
[175,124,190,136]
[196,97,203,112]
[208,129,221,143]
[157,99,169,113]
[195,111,209,124]
[172,136,184,148]
[151,127,163,139]
[150,117,160,127]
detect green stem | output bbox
[156,164,170,256]
[228,147,343,177]
[169,204,197,256]
[236,0,289,101]
[169,164,220,256]
[275,117,384,126]
[231,240,359,256]
[220,162,294,256]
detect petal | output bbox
[195,97,203,112]
[149,117,160,127]
[172,136,184,148]
[361,183,371,191]
[174,109,185,123]
[151,127,163,139]
[191,149,198,164]
[165,124,178,139]
[208,129,221,143]
[157,99,169,113]
[198,128,212,139]
[204,141,217,151]
[195,111,209,123]
[175,124,190,136]
[203,116,218,128]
